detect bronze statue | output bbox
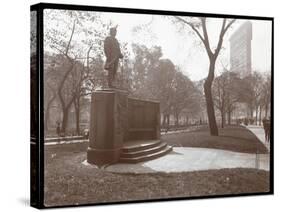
[104,26,123,88]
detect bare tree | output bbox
[171,71,201,127]
[260,73,271,120]
[213,73,227,128]
[174,17,235,135]
[240,72,263,124]
[213,71,239,128]
[148,59,177,128]
[130,44,163,97]
[44,10,107,135]
[44,80,57,132]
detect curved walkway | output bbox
[105,147,269,173]
[106,125,270,173]
[246,125,270,151]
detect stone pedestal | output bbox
[87,89,128,165]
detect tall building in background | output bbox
[229,21,252,78]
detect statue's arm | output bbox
[117,42,123,59]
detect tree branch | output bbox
[65,19,76,56]
[214,19,235,58]
[223,19,236,35]
[86,45,93,75]
[200,18,213,57]
[174,16,205,44]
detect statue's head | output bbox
[110,25,118,37]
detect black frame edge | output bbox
[30,3,45,209]
[270,18,274,194]
[38,3,45,208]
[36,2,273,20]
[30,5,40,209]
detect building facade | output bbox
[229,21,252,78]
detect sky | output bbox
[100,12,272,81]
[44,9,272,81]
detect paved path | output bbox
[105,147,269,173]
[246,125,270,151]
[105,126,271,174]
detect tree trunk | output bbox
[265,103,268,118]
[204,60,218,136]
[44,95,56,132]
[227,110,231,125]
[45,104,50,132]
[167,114,170,128]
[74,98,80,135]
[175,113,179,127]
[61,106,70,136]
[221,110,225,128]
[162,114,170,131]
[259,105,262,126]
[162,114,165,126]
[57,59,75,136]
[255,105,258,125]
[249,104,254,118]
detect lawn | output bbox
[162,125,268,154]
[44,150,269,207]
[44,125,269,207]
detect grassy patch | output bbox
[45,142,88,161]
[44,125,269,207]
[162,125,268,154]
[44,152,269,207]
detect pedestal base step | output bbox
[120,140,172,163]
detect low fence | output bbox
[45,135,86,143]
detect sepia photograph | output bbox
[31,3,273,208]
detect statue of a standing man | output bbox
[104,26,123,88]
